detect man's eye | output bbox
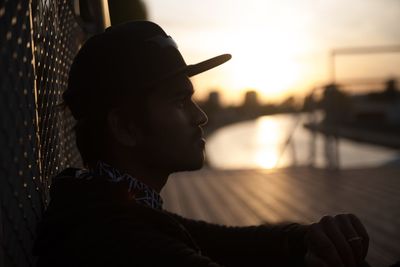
[178,101,184,108]
[176,97,189,108]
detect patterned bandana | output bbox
[75,161,163,210]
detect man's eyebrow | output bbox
[169,86,194,98]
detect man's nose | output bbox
[193,102,208,126]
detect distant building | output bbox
[207,91,221,110]
[243,90,259,108]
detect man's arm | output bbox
[104,230,225,267]
[167,212,309,267]
[168,212,371,267]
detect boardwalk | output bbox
[161,166,400,267]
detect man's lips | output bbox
[193,129,206,148]
[197,137,206,148]
[193,128,205,140]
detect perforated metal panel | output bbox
[0,1,100,266]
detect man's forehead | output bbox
[154,75,194,97]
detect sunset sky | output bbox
[146,0,400,105]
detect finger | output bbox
[306,223,344,267]
[335,214,364,264]
[320,216,357,267]
[305,251,329,267]
[348,214,370,259]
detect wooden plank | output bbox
[214,171,284,224]
[209,171,272,225]
[243,171,314,223]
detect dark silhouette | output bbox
[34,21,371,267]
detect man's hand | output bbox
[305,214,369,267]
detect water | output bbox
[206,113,400,169]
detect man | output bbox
[34,21,370,266]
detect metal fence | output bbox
[0,1,105,266]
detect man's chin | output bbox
[187,162,204,171]
[173,157,205,173]
[182,160,204,172]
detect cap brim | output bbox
[185,54,232,77]
[145,54,231,89]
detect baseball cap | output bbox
[63,21,231,120]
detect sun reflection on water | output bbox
[254,117,287,169]
[254,151,279,169]
[207,115,294,169]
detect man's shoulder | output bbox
[42,166,193,240]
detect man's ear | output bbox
[107,109,137,147]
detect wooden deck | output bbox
[161,166,400,267]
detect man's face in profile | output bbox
[134,75,208,173]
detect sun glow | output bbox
[225,30,302,100]
[206,4,313,103]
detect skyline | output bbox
[146,0,400,105]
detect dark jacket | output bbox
[34,168,308,267]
